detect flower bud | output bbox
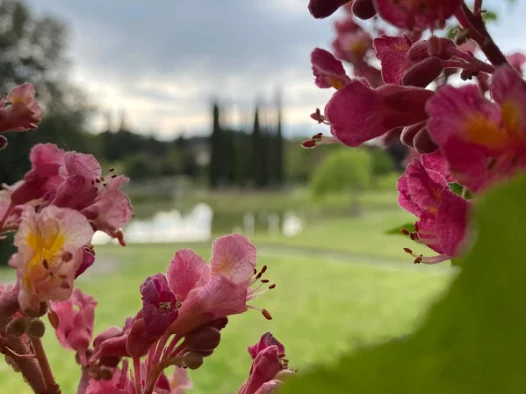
[99,355,121,368]
[401,123,425,147]
[0,291,20,319]
[183,326,221,352]
[206,317,228,331]
[184,352,204,370]
[308,0,349,19]
[99,368,113,381]
[27,319,46,338]
[6,317,27,337]
[406,41,429,64]
[351,0,377,20]
[414,128,438,154]
[24,302,48,318]
[402,57,443,87]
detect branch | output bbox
[76,366,90,394]
[31,336,61,393]
[456,2,509,67]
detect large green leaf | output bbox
[283,176,526,393]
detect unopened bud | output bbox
[183,326,221,352]
[24,302,48,318]
[207,317,228,331]
[402,57,443,87]
[99,355,121,368]
[0,291,20,319]
[351,0,377,20]
[406,41,429,64]
[184,352,204,370]
[6,317,27,337]
[308,0,349,19]
[27,319,46,338]
[99,368,113,381]
[414,128,438,154]
[275,369,295,382]
[400,122,424,147]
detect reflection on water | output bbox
[92,203,304,245]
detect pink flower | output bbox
[426,66,526,192]
[9,205,94,310]
[9,143,65,205]
[374,0,462,30]
[155,367,193,394]
[311,48,351,90]
[325,78,434,146]
[9,144,133,243]
[238,333,293,394]
[167,234,272,335]
[248,332,285,359]
[398,159,470,264]
[50,288,97,363]
[91,319,133,361]
[374,35,413,85]
[332,18,373,66]
[308,0,349,18]
[0,83,43,133]
[86,363,135,394]
[507,52,526,76]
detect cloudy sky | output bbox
[25,0,526,139]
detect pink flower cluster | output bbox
[304,0,526,264]
[46,235,278,393]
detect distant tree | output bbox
[250,106,266,188]
[369,147,395,177]
[175,135,199,179]
[0,0,92,185]
[310,148,372,215]
[274,89,284,187]
[208,101,222,189]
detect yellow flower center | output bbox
[24,220,65,288]
[464,115,509,149]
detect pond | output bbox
[92,203,304,245]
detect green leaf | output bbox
[283,175,526,393]
[384,222,415,235]
[482,10,498,22]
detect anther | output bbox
[262,309,272,320]
[42,259,49,269]
[401,228,410,235]
[403,248,413,254]
[269,284,276,289]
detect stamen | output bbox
[42,259,49,269]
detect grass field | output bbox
[0,243,454,393]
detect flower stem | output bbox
[456,2,509,67]
[143,364,164,394]
[4,335,46,393]
[76,366,90,394]
[30,336,61,393]
[133,356,142,394]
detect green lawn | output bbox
[0,243,454,393]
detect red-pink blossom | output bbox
[374,35,413,84]
[155,367,192,394]
[167,234,272,335]
[0,83,43,133]
[325,79,434,146]
[238,333,293,394]
[426,66,526,192]
[332,18,373,66]
[374,0,463,30]
[311,48,351,90]
[398,159,470,264]
[86,363,135,394]
[9,205,94,310]
[50,288,97,363]
[8,144,133,243]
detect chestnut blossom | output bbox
[7,143,133,244]
[0,83,43,133]
[50,288,97,364]
[9,205,93,310]
[427,66,526,192]
[398,159,470,264]
[237,333,293,394]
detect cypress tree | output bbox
[208,101,222,189]
[275,89,284,187]
[251,106,265,188]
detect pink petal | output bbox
[374,35,411,84]
[210,234,257,284]
[167,249,210,301]
[311,48,351,89]
[62,152,102,179]
[436,191,470,256]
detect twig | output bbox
[31,336,60,393]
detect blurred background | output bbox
[0,0,523,392]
